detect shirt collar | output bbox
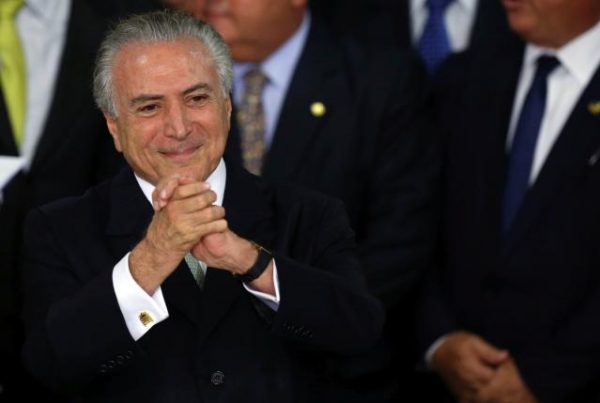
[525,19,600,86]
[24,0,70,22]
[135,158,227,207]
[233,11,311,89]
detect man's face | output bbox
[204,0,305,62]
[502,0,600,48]
[105,38,231,185]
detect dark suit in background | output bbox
[22,164,384,402]
[0,0,159,399]
[418,30,600,403]
[224,18,440,400]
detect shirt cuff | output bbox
[425,335,448,369]
[112,252,169,341]
[242,258,280,311]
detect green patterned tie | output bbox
[237,68,267,175]
[0,0,26,147]
[184,252,205,289]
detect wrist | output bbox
[233,241,272,282]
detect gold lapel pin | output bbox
[588,101,600,115]
[310,102,326,117]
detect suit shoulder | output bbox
[259,176,347,213]
[27,180,110,229]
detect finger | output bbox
[193,218,228,240]
[171,181,211,201]
[189,206,226,227]
[171,191,219,215]
[152,177,180,211]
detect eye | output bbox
[137,104,159,114]
[189,94,208,104]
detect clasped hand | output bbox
[432,331,538,403]
[129,173,260,294]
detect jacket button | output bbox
[210,370,225,386]
[99,364,108,374]
[115,355,125,365]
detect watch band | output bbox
[234,241,272,282]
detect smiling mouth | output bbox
[160,144,202,160]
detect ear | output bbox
[104,112,123,152]
[224,95,232,130]
[225,95,232,120]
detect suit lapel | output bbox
[473,43,524,244]
[195,164,275,343]
[105,167,153,255]
[30,1,105,171]
[506,66,600,249]
[0,88,20,155]
[261,20,339,181]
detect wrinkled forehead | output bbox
[111,38,220,99]
[113,37,212,72]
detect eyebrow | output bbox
[128,83,214,108]
[183,83,212,95]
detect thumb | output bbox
[473,339,509,367]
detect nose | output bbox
[164,102,190,140]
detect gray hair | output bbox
[93,9,233,117]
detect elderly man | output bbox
[419,0,600,402]
[20,10,383,402]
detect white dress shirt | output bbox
[410,0,478,53]
[233,11,310,148]
[15,0,70,167]
[112,159,281,341]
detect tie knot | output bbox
[0,0,23,18]
[535,55,560,79]
[427,0,453,12]
[243,68,267,92]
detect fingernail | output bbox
[160,189,167,199]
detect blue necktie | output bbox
[418,0,453,73]
[502,55,560,234]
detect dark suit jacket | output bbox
[418,36,600,402]
[0,1,163,399]
[0,1,127,399]
[226,20,440,399]
[21,164,384,402]
[227,18,439,309]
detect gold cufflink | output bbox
[588,101,600,115]
[310,102,326,117]
[138,311,154,326]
